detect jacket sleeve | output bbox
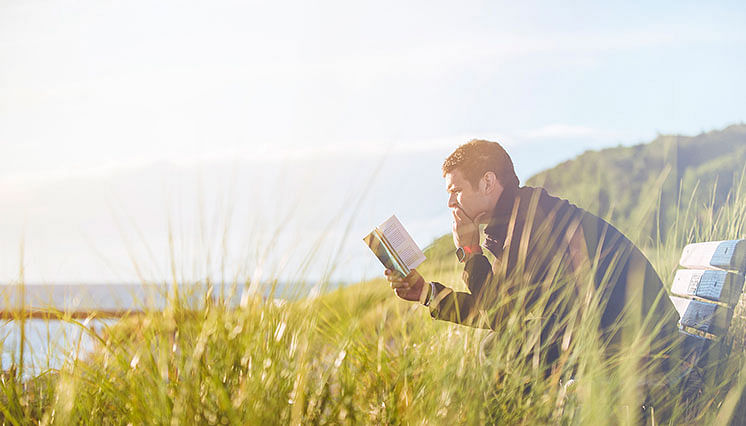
[428,254,496,329]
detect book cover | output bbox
[363,215,425,278]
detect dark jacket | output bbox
[428,185,680,364]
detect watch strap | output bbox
[462,245,482,255]
[456,245,482,263]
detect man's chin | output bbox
[476,209,492,225]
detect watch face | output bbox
[456,247,465,263]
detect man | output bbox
[385,139,681,376]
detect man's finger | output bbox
[405,269,422,286]
[451,208,463,222]
[390,280,411,289]
[394,287,414,299]
[386,274,405,284]
[385,269,404,280]
[386,274,403,283]
[453,207,470,223]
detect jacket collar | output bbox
[483,185,520,254]
[485,185,520,233]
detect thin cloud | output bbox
[300,26,742,81]
[520,124,621,141]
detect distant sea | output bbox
[0,281,334,375]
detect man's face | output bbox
[445,168,490,221]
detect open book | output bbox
[363,215,426,278]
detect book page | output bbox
[379,215,426,270]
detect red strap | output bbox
[462,245,482,255]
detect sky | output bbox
[1,0,745,286]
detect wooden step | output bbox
[670,269,744,306]
[670,296,731,336]
[679,240,746,272]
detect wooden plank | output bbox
[679,240,746,272]
[670,269,744,306]
[670,296,731,336]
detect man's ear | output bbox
[482,171,498,194]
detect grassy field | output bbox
[3,176,746,425]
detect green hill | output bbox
[526,124,746,244]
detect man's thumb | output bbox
[406,269,423,286]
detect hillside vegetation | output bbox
[4,125,746,424]
[528,124,746,244]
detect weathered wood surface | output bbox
[670,269,744,306]
[670,296,732,336]
[679,240,746,272]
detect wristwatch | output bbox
[456,245,482,263]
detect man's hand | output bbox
[385,268,428,303]
[452,207,486,249]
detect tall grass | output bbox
[3,173,746,424]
